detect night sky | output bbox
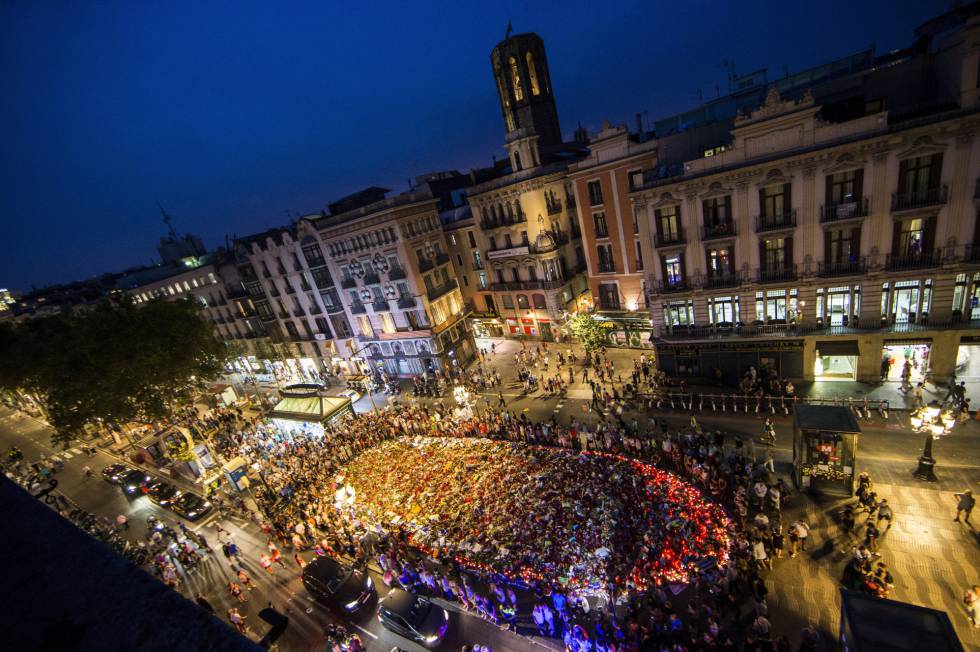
[0,1,940,292]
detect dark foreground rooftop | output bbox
[0,476,262,652]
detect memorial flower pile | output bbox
[338,436,730,594]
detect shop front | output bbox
[813,340,860,381]
[881,339,931,382]
[793,405,860,497]
[595,313,655,349]
[956,335,980,380]
[655,339,804,384]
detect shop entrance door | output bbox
[882,343,930,381]
[892,286,919,323]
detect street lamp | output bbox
[912,400,955,482]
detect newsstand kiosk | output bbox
[792,405,860,496]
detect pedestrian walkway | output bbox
[764,476,980,649]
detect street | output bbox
[3,337,980,650]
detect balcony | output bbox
[304,256,326,269]
[435,252,450,266]
[387,267,407,280]
[529,231,569,254]
[284,285,296,295]
[654,279,688,293]
[350,302,366,315]
[325,303,346,314]
[597,301,623,311]
[546,200,562,215]
[885,250,940,271]
[654,228,686,248]
[277,311,289,319]
[817,259,867,277]
[891,186,948,212]
[655,318,980,341]
[757,264,798,283]
[340,277,357,289]
[820,198,869,223]
[362,272,380,285]
[417,257,435,273]
[491,278,568,292]
[704,272,740,289]
[479,214,528,230]
[397,296,416,309]
[756,210,797,233]
[292,307,305,318]
[372,299,389,311]
[487,245,530,260]
[702,222,736,241]
[426,279,458,302]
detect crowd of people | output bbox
[227,393,826,651]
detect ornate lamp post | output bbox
[912,400,956,482]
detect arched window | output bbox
[526,52,541,96]
[509,56,524,101]
[513,150,522,171]
[517,294,530,309]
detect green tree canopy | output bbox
[0,297,230,447]
[568,313,609,352]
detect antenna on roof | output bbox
[505,19,513,41]
[158,202,178,239]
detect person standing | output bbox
[954,489,975,524]
[964,585,980,628]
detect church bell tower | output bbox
[490,31,562,169]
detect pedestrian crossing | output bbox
[59,447,83,460]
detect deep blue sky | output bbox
[0,0,942,292]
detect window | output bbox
[707,247,733,277]
[899,219,924,256]
[599,283,620,310]
[827,170,862,205]
[761,184,790,218]
[501,295,515,309]
[664,255,683,286]
[593,212,609,238]
[708,296,739,325]
[284,321,300,338]
[656,206,680,241]
[663,300,694,326]
[477,271,489,289]
[532,294,547,309]
[517,294,530,309]
[635,241,644,271]
[597,244,615,273]
[456,254,463,266]
[310,267,333,289]
[828,229,858,264]
[473,251,482,269]
[358,315,373,337]
[467,231,477,248]
[898,154,942,195]
[380,312,397,334]
[816,286,852,326]
[754,288,797,323]
[314,317,330,335]
[764,238,785,270]
[587,180,603,206]
[631,207,639,234]
[703,196,732,226]
[449,233,457,246]
[628,169,644,192]
[505,233,513,248]
[526,52,541,95]
[509,56,524,101]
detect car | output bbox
[146,480,179,507]
[302,556,375,613]
[101,463,131,484]
[377,589,449,648]
[170,492,212,521]
[119,469,152,496]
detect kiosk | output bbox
[839,589,963,652]
[792,405,860,496]
[267,383,353,439]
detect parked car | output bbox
[302,556,375,612]
[170,492,212,521]
[377,589,449,648]
[119,469,152,496]
[146,480,179,507]
[101,463,131,484]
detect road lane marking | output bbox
[350,623,378,639]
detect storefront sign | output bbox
[658,340,803,354]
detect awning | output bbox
[814,340,860,356]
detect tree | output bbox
[0,297,231,447]
[568,313,609,352]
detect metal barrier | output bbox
[615,391,890,418]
